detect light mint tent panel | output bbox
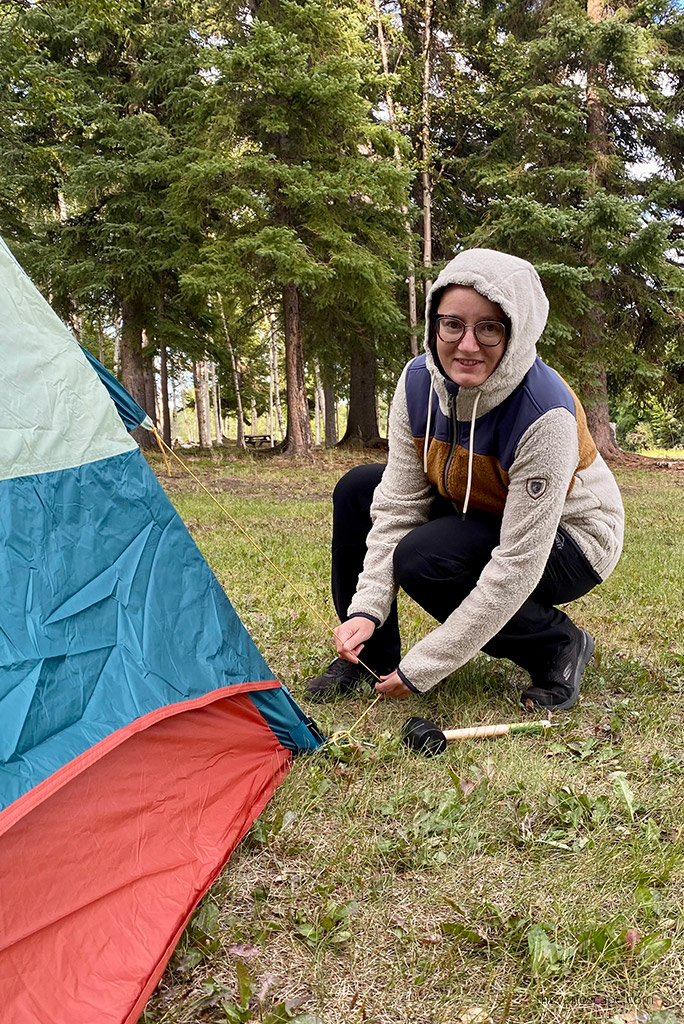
[0,237,137,482]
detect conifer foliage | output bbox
[2,0,684,453]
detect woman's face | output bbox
[434,285,507,388]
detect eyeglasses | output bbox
[433,315,506,347]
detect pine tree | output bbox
[182,0,411,453]
[434,0,684,454]
[1,0,210,445]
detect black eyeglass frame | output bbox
[432,315,507,348]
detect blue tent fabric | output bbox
[0,234,324,1024]
[0,446,320,813]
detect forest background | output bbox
[2,0,684,456]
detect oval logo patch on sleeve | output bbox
[526,477,548,499]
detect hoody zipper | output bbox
[443,396,459,499]
[441,391,481,517]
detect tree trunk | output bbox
[57,191,83,342]
[324,384,337,446]
[121,300,146,407]
[314,388,321,445]
[217,294,246,449]
[583,0,620,458]
[421,0,434,303]
[203,362,213,443]
[180,377,194,443]
[268,348,275,446]
[584,365,617,454]
[159,341,171,447]
[374,0,419,355]
[193,360,212,447]
[282,283,312,455]
[212,362,223,445]
[339,344,383,448]
[171,377,178,444]
[121,298,153,449]
[113,314,122,379]
[313,357,325,446]
[141,329,157,427]
[269,312,286,441]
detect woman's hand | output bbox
[334,617,376,663]
[374,671,413,699]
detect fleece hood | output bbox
[424,248,549,418]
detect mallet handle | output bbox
[442,721,552,742]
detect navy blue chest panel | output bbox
[405,355,577,472]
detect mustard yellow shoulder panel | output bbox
[550,370,597,471]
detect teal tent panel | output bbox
[0,446,320,813]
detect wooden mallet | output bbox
[402,716,553,756]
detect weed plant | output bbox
[142,452,684,1024]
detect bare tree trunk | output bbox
[313,358,325,446]
[203,362,212,442]
[374,0,419,356]
[193,360,212,447]
[407,255,419,357]
[340,344,383,448]
[212,362,223,445]
[121,298,153,449]
[217,294,246,449]
[121,301,146,406]
[282,283,312,455]
[171,377,178,444]
[324,385,337,447]
[421,0,434,303]
[159,341,171,446]
[268,312,286,441]
[114,314,122,379]
[180,377,193,443]
[251,398,258,439]
[268,351,275,446]
[314,389,321,445]
[141,329,157,432]
[583,0,620,458]
[97,324,105,365]
[57,191,84,342]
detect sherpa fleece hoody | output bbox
[347,248,624,693]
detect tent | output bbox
[0,236,322,1023]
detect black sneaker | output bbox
[305,658,371,701]
[521,630,595,711]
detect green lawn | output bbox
[142,451,684,1024]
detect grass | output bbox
[641,449,684,461]
[141,449,684,1024]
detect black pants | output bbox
[331,464,602,678]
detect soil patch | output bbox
[605,451,684,471]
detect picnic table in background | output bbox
[245,434,273,449]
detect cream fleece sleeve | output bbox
[347,366,434,625]
[398,406,580,692]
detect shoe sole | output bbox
[549,630,595,711]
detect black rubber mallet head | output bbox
[402,716,553,756]
[401,716,448,756]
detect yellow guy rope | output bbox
[151,426,383,745]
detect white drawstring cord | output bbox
[461,391,481,518]
[423,376,435,474]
